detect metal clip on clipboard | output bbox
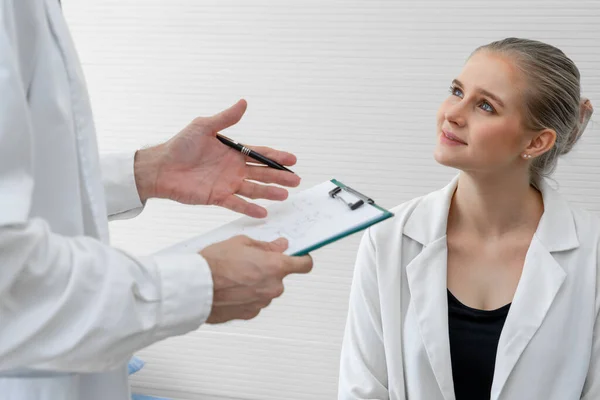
[328,184,375,211]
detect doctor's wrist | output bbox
[134,145,164,203]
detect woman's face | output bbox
[434,51,533,176]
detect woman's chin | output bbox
[434,148,459,168]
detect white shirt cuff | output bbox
[148,253,214,338]
[101,152,144,220]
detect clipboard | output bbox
[159,179,394,256]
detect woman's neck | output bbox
[449,171,544,238]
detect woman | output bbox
[338,38,597,400]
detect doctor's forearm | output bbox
[0,219,212,373]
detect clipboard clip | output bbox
[329,185,375,211]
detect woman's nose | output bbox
[445,104,467,127]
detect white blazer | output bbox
[338,176,600,400]
[0,1,213,399]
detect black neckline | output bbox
[447,289,511,316]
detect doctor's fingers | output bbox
[245,244,314,278]
[218,194,268,219]
[243,145,298,167]
[245,165,300,188]
[236,180,289,202]
[206,300,271,324]
[212,281,284,306]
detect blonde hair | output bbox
[474,38,594,182]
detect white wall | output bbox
[63,1,600,399]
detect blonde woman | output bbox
[338,38,597,400]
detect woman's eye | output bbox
[449,86,463,98]
[480,100,495,113]
[448,85,495,113]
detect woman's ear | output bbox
[525,128,556,158]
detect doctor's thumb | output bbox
[210,99,248,132]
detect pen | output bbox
[216,133,295,174]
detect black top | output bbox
[447,290,511,400]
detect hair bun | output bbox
[561,98,594,155]
[580,98,594,132]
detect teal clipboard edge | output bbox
[291,179,394,256]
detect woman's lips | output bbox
[441,130,467,145]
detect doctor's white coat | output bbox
[0,1,213,399]
[339,176,600,400]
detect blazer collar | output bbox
[403,174,579,253]
[403,176,456,247]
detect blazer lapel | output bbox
[406,238,456,400]
[490,237,566,399]
[405,176,459,400]
[491,179,579,399]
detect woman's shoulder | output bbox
[537,181,600,267]
[375,196,426,232]
[540,180,600,244]
[568,203,600,247]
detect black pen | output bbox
[216,133,295,174]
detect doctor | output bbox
[0,1,313,399]
[338,38,598,399]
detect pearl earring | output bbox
[522,154,532,159]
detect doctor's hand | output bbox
[199,235,313,324]
[133,99,299,218]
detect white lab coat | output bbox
[0,1,213,399]
[338,176,600,400]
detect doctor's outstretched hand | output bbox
[133,99,299,218]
